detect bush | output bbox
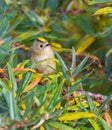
[0,0,112,129]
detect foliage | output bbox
[0,0,112,129]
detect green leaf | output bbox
[72,55,89,78]
[0,0,7,9]
[18,71,32,95]
[4,17,23,36]
[71,47,76,72]
[23,92,34,118]
[4,89,16,120]
[97,96,111,115]
[48,121,75,130]
[105,48,112,78]
[75,15,94,35]
[0,48,9,63]
[23,6,44,26]
[45,0,58,11]
[96,26,112,38]
[0,16,9,37]
[47,79,65,111]
[55,52,68,70]
[88,119,101,130]
[15,31,40,41]
[47,33,68,41]
[76,36,95,54]
[55,52,70,79]
[44,123,53,130]
[0,79,17,120]
[89,0,112,5]
[99,117,111,130]
[0,79,9,90]
[7,63,17,91]
[62,67,70,80]
[86,93,96,113]
[70,79,82,93]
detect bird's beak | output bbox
[44,43,50,48]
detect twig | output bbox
[31,113,49,130]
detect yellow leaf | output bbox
[17,60,29,68]
[44,8,51,15]
[104,112,112,128]
[17,32,31,39]
[89,119,101,130]
[67,0,77,11]
[13,68,36,73]
[23,74,43,93]
[58,112,96,121]
[76,36,95,54]
[16,31,39,40]
[51,42,62,51]
[8,82,12,89]
[67,102,89,111]
[40,125,45,130]
[16,61,33,79]
[0,68,4,73]
[14,91,16,97]
[51,42,71,52]
[21,103,26,110]
[0,38,4,45]
[93,7,112,15]
[54,102,62,110]
[33,96,41,106]
[2,78,12,89]
[13,68,36,80]
[42,72,62,82]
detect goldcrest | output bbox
[31,38,56,75]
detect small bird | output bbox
[31,38,56,75]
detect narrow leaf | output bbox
[7,63,17,91]
[88,119,101,130]
[86,93,96,113]
[99,117,111,130]
[104,112,112,129]
[23,74,43,93]
[1,85,17,120]
[71,47,76,72]
[48,121,75,130]
[16,31,40,41]
[93,7,112,15]
[47,79,65,111]
[18,72,32,95]
[23,6,44,26]
[77,36,95,54]
[89,0,112,5]
[75,16,94,35]
[55,52,68,70]
[70,79,82,93]
[58,112,96,121]
[72,55,89,78]
[98,96,111,115]
[13,68,36,73]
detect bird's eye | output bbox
[40,44,43,48]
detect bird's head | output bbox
[32,38,51,55]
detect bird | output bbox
[31,38,56,75]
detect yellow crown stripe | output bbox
[37,37,47,42]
